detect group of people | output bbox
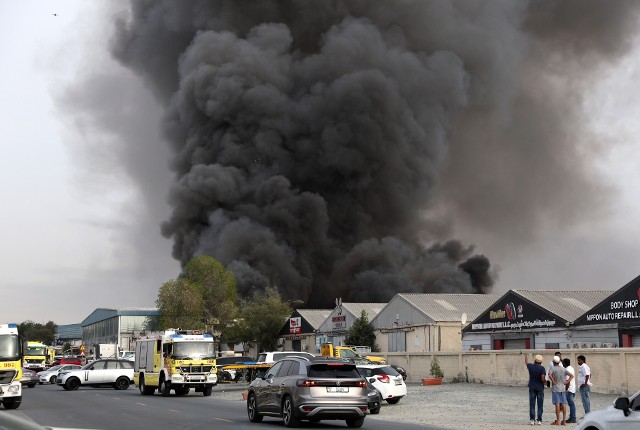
[525,351,592,425]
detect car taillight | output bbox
[378,374,390,383]
[297,380,318,387]
[357,380,367,387]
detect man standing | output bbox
[577,355,592,415]
[546,351,562,387]
[549,355,572,425]
[562,358,576,423]
[525,353,546,425]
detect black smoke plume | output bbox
[103,0,640,305]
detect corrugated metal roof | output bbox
[398,293,500,322]
[297,309,332,330]
[82,307,159,326]
[56,323,82,339]
[513,290,615,322]
[341,303,385,320]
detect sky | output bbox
[2,1,640,325]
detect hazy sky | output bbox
[2,1,640,325]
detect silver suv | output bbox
[246,357,368,428]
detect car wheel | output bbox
[27,383,36,388]
[220,371,232,382]
[50,375,57,384]
[66,377,80,391]
[202,386,212,397]
[159,377,171,397]
[385,397,400,404]
[2,397,21,409]
[282,396,301,428]
[247,393,263,422]
[115,376,130,390]
[346,417,365,428]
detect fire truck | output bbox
[23,341,48,371]
[0,323,25,409]
[133,329,218,397]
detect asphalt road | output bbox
[4,383,441,430]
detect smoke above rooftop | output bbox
[96,0,640,306]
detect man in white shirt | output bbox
[577,355,592,415]
[562,358,576,423]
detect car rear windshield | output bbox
[308,364,361,378]
[359,366,400,377]
[217,356,254,365]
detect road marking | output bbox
[214,418,233,423]
[169,409,181,413]
[136,403,146,406]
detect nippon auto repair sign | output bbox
[289,317,301,334]
[576,280,640,326]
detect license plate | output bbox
[395,380,402,385]
[326,386,349,393]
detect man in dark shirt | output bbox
[526,353,546,425]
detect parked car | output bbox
[56,359,134,391]
[37,364,82,384]
[389,364,407,381]
[216,355,255,382]
[118,351,135,361]
[247,356,369,427]
[364,377,382,415]
[52,356,83,366]
[575,389,640,430]
[21,368,38,388]
[356,364,407,404]
[255,351,315,364]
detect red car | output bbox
[52,356,83,366]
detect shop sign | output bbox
[289,317,301,334]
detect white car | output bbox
[357,364,407,404]
[575,390,640,430]
[56,359,134,391]
[255,351,315,364]
[37,364,82,384]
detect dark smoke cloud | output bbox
[99,0,640,305]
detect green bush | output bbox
[430,356,444,378]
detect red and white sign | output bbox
[332,315,346,329]
[289,317,301,334]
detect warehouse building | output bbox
[462,290,614,350]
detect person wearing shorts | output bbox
[549,355,572,425]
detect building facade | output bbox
[372,293,498,352]
[277,309,332,353]
[462,290,614,350]
[81,307,158,355]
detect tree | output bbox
[230,287,297,353]
[156,278,204,329]
[184,255,238,329]
[155,256,238,332]
[345,310,377,351]
[18,321,57,345]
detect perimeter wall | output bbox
[385,348,640,395]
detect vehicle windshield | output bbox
[27,346,46,356]
[340,349,357,358]
[46,365,62,371]
[0,335,19,360]
[173,341,216,359]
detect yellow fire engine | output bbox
[133,329,218,397]
[23,341,49,371]
[0,323,25,409]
